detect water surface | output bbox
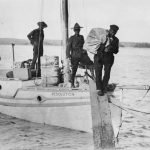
[0,46,150,150]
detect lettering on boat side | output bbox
[51,92,75,97]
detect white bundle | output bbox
[83,28,108,54]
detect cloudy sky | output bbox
[0,0,150,42]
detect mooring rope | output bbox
[112,101,150,123]
[110,91,150,123]
[111,100,150,115]
[141,86,150,100]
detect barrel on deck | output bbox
[41,56,60,86]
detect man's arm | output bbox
[105,38,119,54]
[111,38,119,54]
[27,30,33,40]
[27,30,35,45]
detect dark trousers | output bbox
[94,53,114,91]
[71,51,94,86]
[71,56,80,86]
[31,43,43,70]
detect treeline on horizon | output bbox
[120,42,150,48]
[0,38,150,48]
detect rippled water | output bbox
[0,45,150,150]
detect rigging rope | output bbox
[34,0,44,83]
[68,0,71,32]
[40,0,44,21]
[81,0,88,36]
[59,0,64,63]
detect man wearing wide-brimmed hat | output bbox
[27,21,47,76]
[94,24,119,96]
[66,23,85,88]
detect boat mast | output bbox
[61,0,68,54]
[11,43,15,64]
[61,0,70,82]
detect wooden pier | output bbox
[89,80,115,150]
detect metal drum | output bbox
[41,55,59,67]
[41,56,60,86]
[41,76,60,87]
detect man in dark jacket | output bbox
[27,21,47,75]
[94,25,119,96]
[66,23,94,88]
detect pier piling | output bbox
[89,80,115,150]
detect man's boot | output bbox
[97,90,104,96]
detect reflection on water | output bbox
[0,113,93,150]
[0,46,150,149]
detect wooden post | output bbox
[61,0,70,83]
[11,43,15,63]
[89,80,115,150]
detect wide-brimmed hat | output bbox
[110,24,119,32]
[37,21,47,28]
[71,23,83,29]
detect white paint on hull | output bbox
[0,99,92,132]
[0,79,122,137]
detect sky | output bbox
[0,0,150,42]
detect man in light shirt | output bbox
[94,25,119,96]
[84,25,119,95]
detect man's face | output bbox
[39,25,44,29]
[74,28,80,35]
[109,28,117,37]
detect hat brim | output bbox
[71,27,83,29]
[37,22,48,28]
[110,25,119,31]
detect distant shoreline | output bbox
[119,42,150,48]
[0,38,62,46]
[0,38,150,48]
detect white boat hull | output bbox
[0,99,92,132]
[0,78,122,137]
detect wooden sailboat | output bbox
[0,0,122,139]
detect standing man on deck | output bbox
[66,23,84,88]
[94,25,119,96]
[66,23,94,88]
[27,21,47,76]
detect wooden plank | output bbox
[117,84,150,90]
[89,80,115,150]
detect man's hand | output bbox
[104,45,112,53]
[104,47,109,52]
[30,39,34,45]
